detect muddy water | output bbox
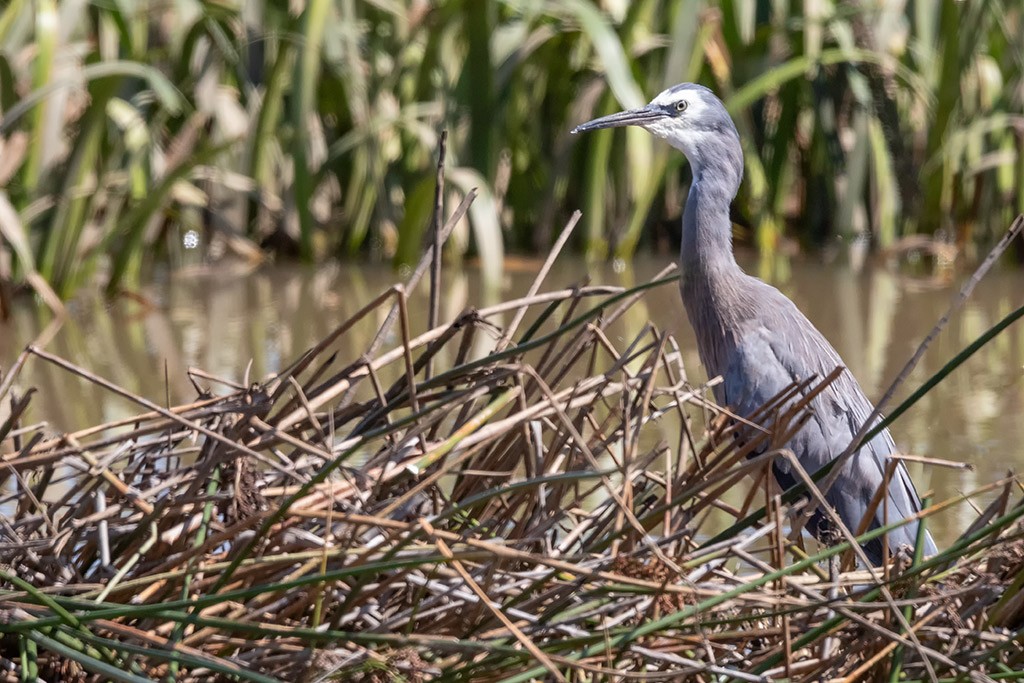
[2,254,1023,545]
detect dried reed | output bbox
[1,246,1023,682]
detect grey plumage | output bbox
[573,83,936,564]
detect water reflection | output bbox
[2,255,1023,545]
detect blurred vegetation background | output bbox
[0,0,1022,304]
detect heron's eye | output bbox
[675,100,688,113]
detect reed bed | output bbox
[2,236,1024,681]
[2,1,1023,304]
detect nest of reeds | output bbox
[2,240,1024,681]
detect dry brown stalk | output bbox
[0,262,1020,682]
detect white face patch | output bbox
[639,120,720,178]
[640,87,715,157]
[649,87,712,122]
[633,84,744,190]
[642,117,677,140]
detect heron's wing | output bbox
[722,312,935,556]
[720,321,833,470]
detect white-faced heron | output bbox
[573,83,937,565]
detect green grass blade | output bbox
[290,0,330,261]
[22,631,149,683]
[23,0,56,192]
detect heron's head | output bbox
[572,83,742,193]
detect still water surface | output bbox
[2,255,1023,545]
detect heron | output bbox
[572,83,937,565]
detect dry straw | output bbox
[2,201,1024,682]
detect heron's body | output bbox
[574,83,936,564]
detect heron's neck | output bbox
[680,171,739,280]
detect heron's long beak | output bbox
[571,105,665,134]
